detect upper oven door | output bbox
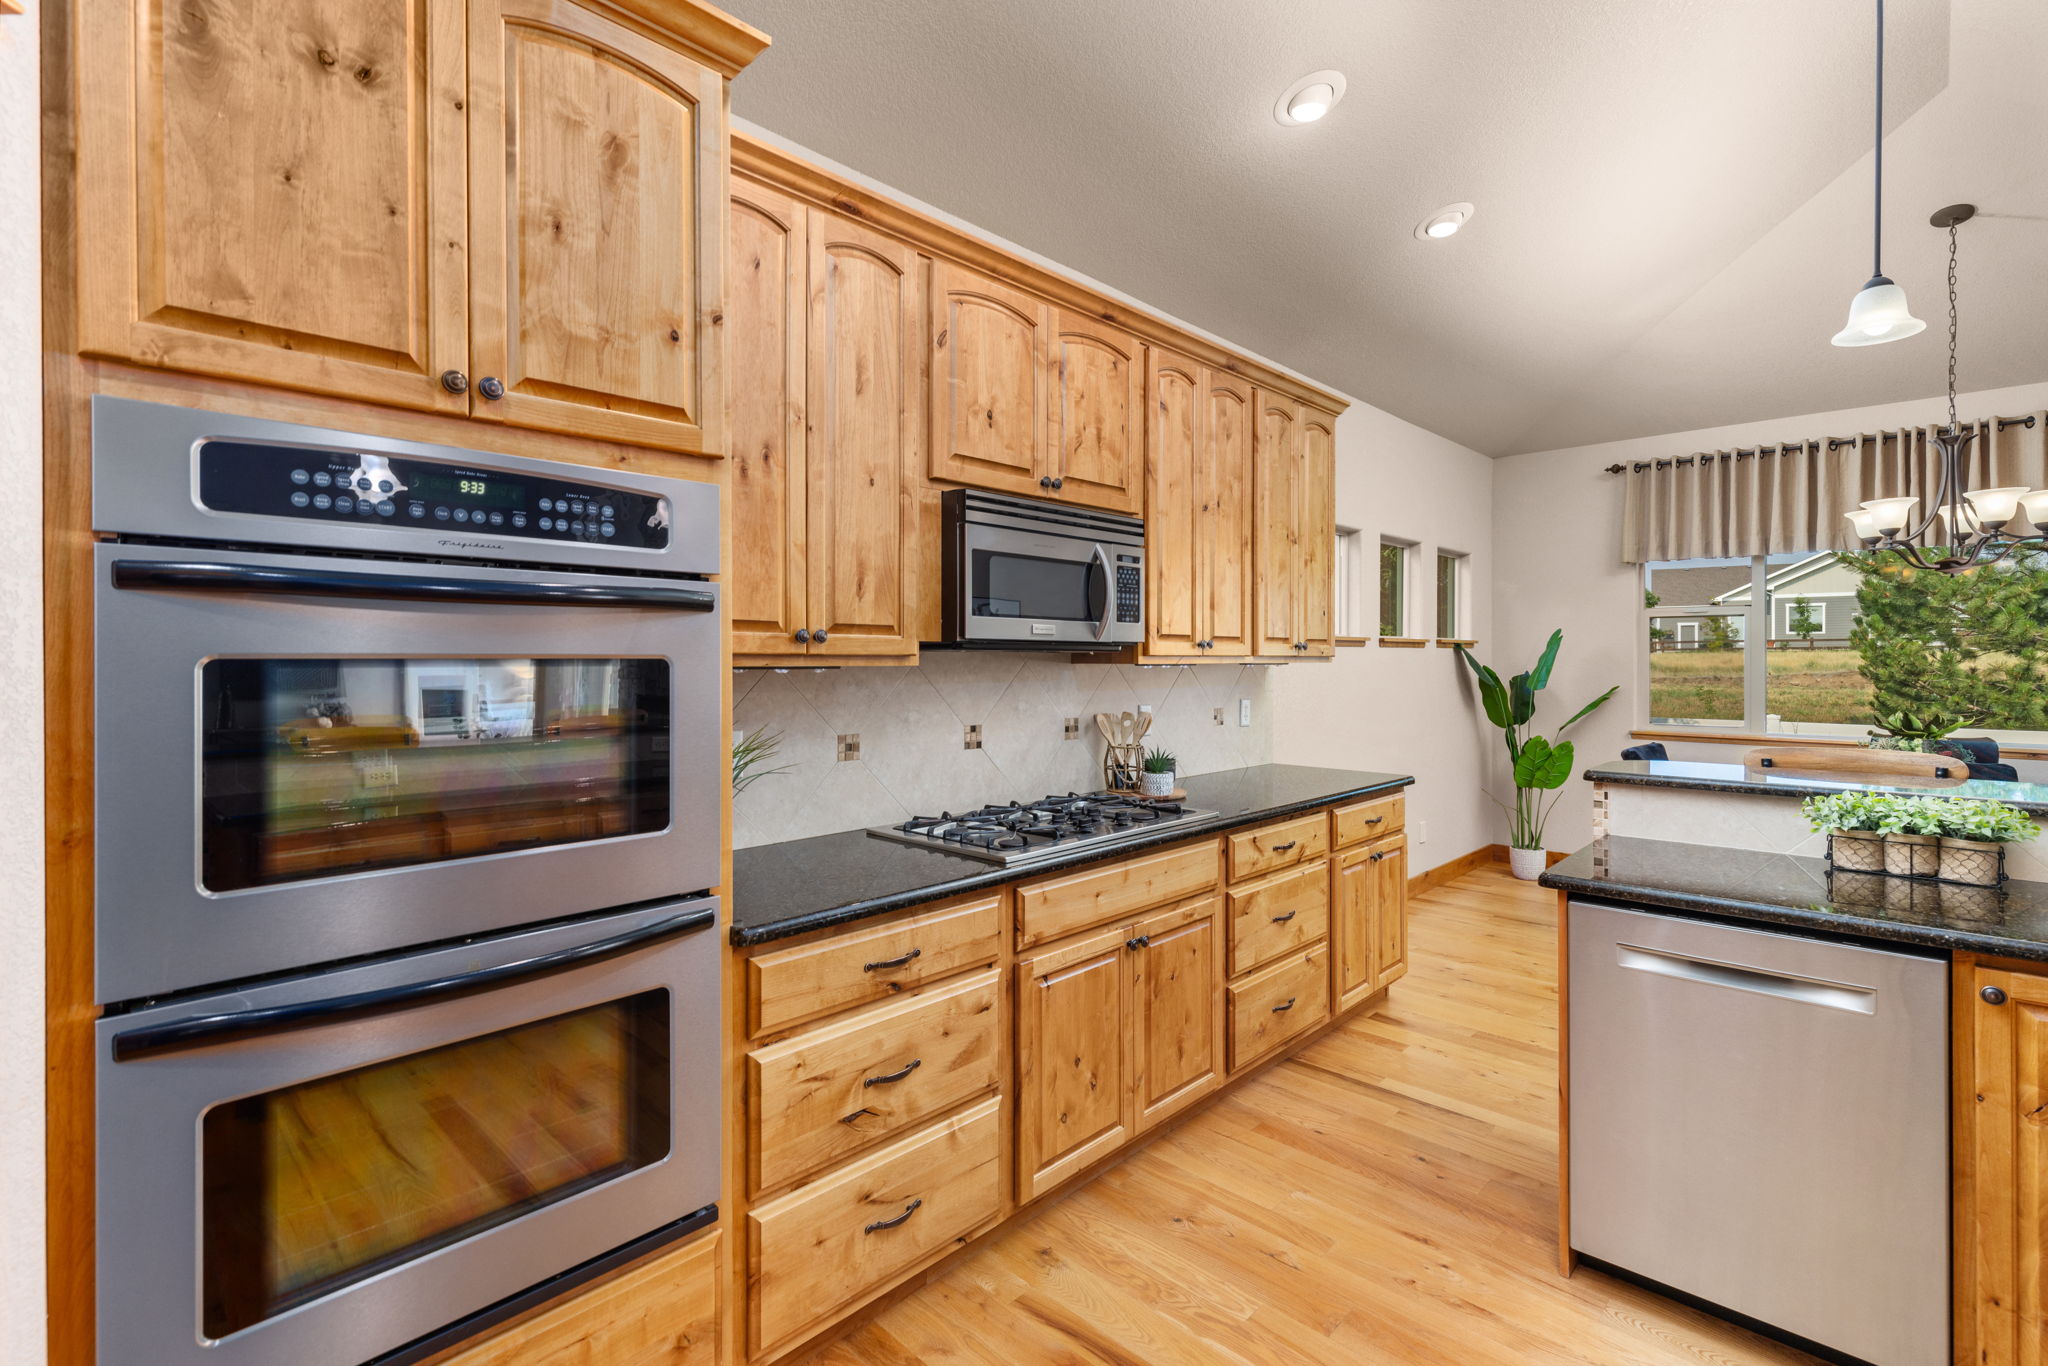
[96,898,720,1366]
[957,521,1141,648]
[93,541,721,1004]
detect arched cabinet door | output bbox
[1203,371,1256,656]
[1144,348,1205,658]
[1253,391,1306,657]
[929,262,1050,495]
[1047,311,1142,513]
[1300,408,1338,656]
[76,0,470,414]
[468,0,727,452]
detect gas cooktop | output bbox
[867,792,1217,867]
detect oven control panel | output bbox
[1116,554,1141,624]
[196,440,671,550]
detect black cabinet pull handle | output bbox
[476,375,505,400]
[1271,997,1297,1014]
[863,948,922,972]
[840,1106,876,1125]
[1366,816,1384,825]
[1271,840,1297,853]
[1270,911,1297,924]
[813,629,829,644]
[864,1199,923,1233]
[439,369,469,394]
[1126,934,1151,951]
[1983,985,2009,1006]
[863,1058,923,1087]
[1370,851,1389,863]
[795,628,811,644]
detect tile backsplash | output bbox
[732,653,1274,848]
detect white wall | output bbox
[0,2,45,1361]
[1493,378,2048,855]
[1269,405,1498,872]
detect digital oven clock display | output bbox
[410,469,526,509]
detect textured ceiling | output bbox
[722,0,2046,456]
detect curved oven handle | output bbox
[110,906,716,1062]
[110,560,717,612]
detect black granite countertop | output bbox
[1540,835,2048,962]
[1585,757,2048,813]
[729,765,1414,946]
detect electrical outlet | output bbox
[1137,703,1154,716]
[1416,819,1429,844]
[1064,717,1081,740]
[1238,698,1252,727]
[354,755,399,789]
[963,723,983,750]
[836,733,861,762]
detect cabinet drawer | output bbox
[1333,794,1405,847]
[749,970,1002,1193]
[748,895,1003,1037]
[1227,813,1328,882]
[748,1097,1003,1357]
[1226,860,1328,976]
[1016,840,1219,947]
[1228,944,1330,1072]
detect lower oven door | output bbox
[93,540,721,1003]
[95,898,720,1366]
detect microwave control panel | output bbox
[195,439,672,550]
[1116,553,1141,624]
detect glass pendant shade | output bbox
[1860,496,1920,535]
[1844,508,1882,540]
[2021,489,2048,532]
[1831,278,1927,347]
[1964,486,2031,528]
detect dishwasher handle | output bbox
[1615,943,1878,1015]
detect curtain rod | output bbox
[1602,413,2038,474]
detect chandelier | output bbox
[1845,204,2048,573]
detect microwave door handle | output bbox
[109,905,716,1062]
[1089,542,1113,641]
[109,560,717,612]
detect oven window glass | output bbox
[199,990,671,1339]
[198,658,670,892]
[971,549,1097,621]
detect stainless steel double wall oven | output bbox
[89,399,724,1366]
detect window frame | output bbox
[1379,538,1415,639]
[1333,525,1366,637]
[1435,548,1468,641]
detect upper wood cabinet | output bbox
[930,261,1049,497]
[1144,349,1252,659]
[76,0,762,453]
[1961,960,2048,1365]
[1253,390,1338,658]
[727,186,923,660]
[1046,310,1142,512]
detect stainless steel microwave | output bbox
[940,488,1144,650]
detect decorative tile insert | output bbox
[1064,717,1081,740]
[963,723,983,750]
[836,734,861,762]
[1591,784,1610,838]
[1213,707,1225,726]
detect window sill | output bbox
[1629,727,2048,762]
[1335,636,1373,648]
[1435,638,1476,648]
[1378,637,1429,649]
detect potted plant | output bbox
[1454,632,1618,880]
[1877,794,1945,878]
[1139,746,1178,798]
[1935,799,2039,887]
[1866,708,1978,759]
[1801,791,1889,872]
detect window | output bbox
[1379,540,1411,637]
[1333,526,1366,636]
[1639,550,2048,744]
[1436,550,1467,640]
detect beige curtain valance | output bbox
[1617,411,2048,564]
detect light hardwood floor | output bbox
[794,864,1820,1366]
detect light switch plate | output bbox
[1137,703,1154,715]
[1238,698,1252,727]
[1417,819,1429,844]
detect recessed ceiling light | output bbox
[1274,70,1347,127]
[1415,203,1475,240]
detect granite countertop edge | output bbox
[730,769,1415,947]
[1583,760,2048,815]
[1540,842,2048,963]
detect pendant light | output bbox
[1831,0,1926,348]
[1845,204,2048,573]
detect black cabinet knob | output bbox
[476,375,505,400]
[1983,985,2009,1006]
[1051,477,1064,490]
[439,369,469,394]
[813,629,829,644]
[1040,476,1053,489]
[794,629,811,644]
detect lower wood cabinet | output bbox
[1016,895,1223,1200]
[1333,833,1410,1012]
[1228,943,1331,1072]
[1961,959,2048,1364]
[432,1229,719,1366]
[748,1098,1003,1359]
[747,894,1003,1036]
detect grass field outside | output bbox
[1650,646,1875,726]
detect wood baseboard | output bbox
[1409,844,1506,897]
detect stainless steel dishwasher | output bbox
[1568,901,1949,1366]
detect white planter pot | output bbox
[1139,770,1176,798]
[1508,846,1548,880]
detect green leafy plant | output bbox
[1940,799,2041,845]
[1801,790,1893,835]
[1870,708,1975,746]
[1454,631,1618,852]
[1786,597,1823,646]
[1142,746,1177,775]
[1699,616,1739,652]
[1803,791,2041,844]
[732,726,792,796]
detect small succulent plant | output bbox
[1142,746,1177,775]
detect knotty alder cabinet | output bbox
[1145,349,1254,658]
[1253,392,1338,658]
[1959,958,2048,1365]
[727,178,924,658]
[75,0,762,452]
